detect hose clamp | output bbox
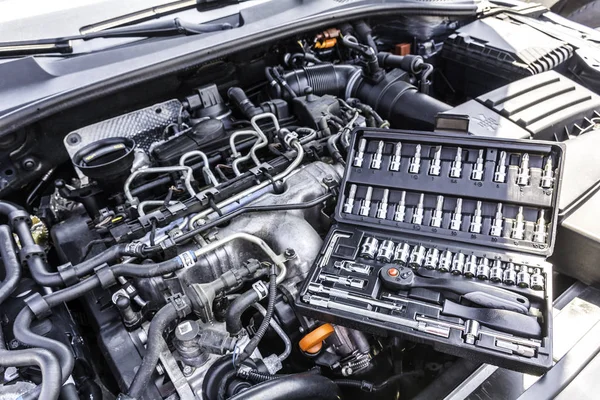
[24,292,51,319]
[94,263,117,288]
[177,251,197,269]
[252,280,269,301]
[19,244,46,266]
[8,210,31,229]
[57,262,79,286]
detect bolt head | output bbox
[22,158,36,171]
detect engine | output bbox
[1,15,599,400]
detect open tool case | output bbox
[296,128,565,374]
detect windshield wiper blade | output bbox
[81,0,249,35]
[0,18,233,57]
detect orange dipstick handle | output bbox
[299,323,335,354]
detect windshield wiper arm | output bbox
[0,18,233,57]
[81,0,249,35]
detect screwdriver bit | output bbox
[412,193,425,225]
[471,149,484,181]
[494,151,507,183]
[516,153,530,186]
[394,191,407,222]
[389,142,402,171]
[371,140,384,169]
[540,156,554,189]
[489,203,503,237]
[430,195,444,227]
[359,186,373,216]
[469,201,483,234]
[343,184,357,213]
[449,147,462,178]
[376,189,389,219]
[429,146,442,176]
[450,198,463,231]
[512,206,525,240]
[354,138,366,167]
[532,210,547,243]
[409,144,422,174]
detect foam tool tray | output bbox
[296,128,565,374]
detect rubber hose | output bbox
[128,299,190,398]
[110,257,182,278]
[225,289,260,335]
[59,383,79,400]
[217,369,237,400]
[236,269,277,364]
[78,378,103,400]
[0,329,62,400]
[353,20,378,53]
[228,374,342,400]
[13,308,74,385]
[280,64,450,130]
[13,222,63,287]
[0,225,21,304]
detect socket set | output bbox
[297,128,564,374]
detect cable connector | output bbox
[252,281,269,301]
[167,293,192,318]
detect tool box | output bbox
[295,128,565,374]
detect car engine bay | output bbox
[1,9,600,400]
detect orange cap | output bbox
[299,323,335,354]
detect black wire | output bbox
[81,238,114,261]
[149,220,157,247]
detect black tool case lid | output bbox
[336,128,565,258]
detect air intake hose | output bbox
[279,64,450,129]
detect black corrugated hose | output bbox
[235,265,277,366]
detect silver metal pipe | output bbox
[231,130,262,175]
[138,200,178,217]
[192,232,287,284]
[179,150,219,186]
[251,303,292,362]
[188,140,304,229]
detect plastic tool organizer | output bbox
[296,128,565,374]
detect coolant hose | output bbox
[228,374,342,400]
[0,224,21,304]
[0,329,62,400]
[225,289,260,336]
[0,201,141,287]
[128,297,191,398]
[13,308,74,386]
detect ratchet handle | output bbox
[379,265,530,313]
[442,300,541,338]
